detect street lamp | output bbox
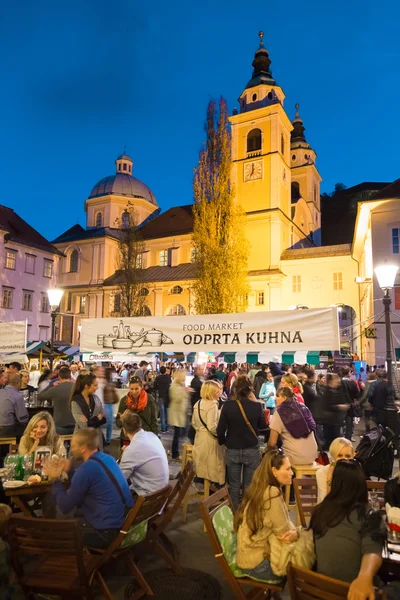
[47,288,64,371]
[374,265,398,408]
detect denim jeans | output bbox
[55,425,75,436]
[103,403,114,443]
[160,401,168,432]
[345,413,354,440]
[226,446,260,510]
[172,426,183,458]
[78,518,119,549]
[242,558,282,584]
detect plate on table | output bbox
[3,480,26,489]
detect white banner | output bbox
[0,320,27,354]
[80,308,340,355]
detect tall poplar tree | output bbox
[192,98,249,314]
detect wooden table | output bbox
[4,481,53,517]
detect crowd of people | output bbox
[0,356,398,599]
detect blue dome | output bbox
[89,173,157,206]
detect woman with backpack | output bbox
[191,380,225,486]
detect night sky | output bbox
[0,0,398,241]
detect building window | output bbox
[79,296,86,314]
[333,272,343,290]
[252,93,257,101]
[168,304,186,316]
[66,291,72,312]
[39,326,49,342]
[43,259,53,278]
[2,287,13,309]
[22,290,33,311]
[171,285,183,295]
[190,247,198,263]
[121,211,130,229]
[5,249,16,270]
[25,254,36,274]
[40,293,49,313]
[292,275,301,293]
[159,250,168,267]
[118,164,121,171]
[395,287,400,310]
[139,288,149,296]
[27,324,32,341]
[281,133,285,155]
[114,293,121,313]
[256,291,265,306]
[135,254,143,269]
[69,249,79,273]
[291,182,301,202]
[139,305,151,316]
[392,228,399,254]
[128,165,131,173]
[123,163,127,171]
[95,212,103,227]
[247,128,262,152]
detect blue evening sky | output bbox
[0,0,398,241]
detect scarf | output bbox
[73,393,95,420]
[277,396,316,439]
[126,389,148,412]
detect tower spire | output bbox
[291,103,309,148]
[245,31,276,89]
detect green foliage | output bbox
[192,98,249,314]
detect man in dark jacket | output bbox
[187,367,203,443]
[38,366,75,434]
[341,366,360,441]
[154,366,172,433]
[369,369,394,429]
[253,364,268,399]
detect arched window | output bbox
[247,128,262,152]
[168,304,186,316]
[95,212,103,227]
[291,182,301,203]
[139,288,149,296]
[281,133,285,155]
[138,305,151,316]
[121,211,130,229]
[170,285,183,295]
[69,249,79,273]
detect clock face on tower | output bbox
[244,160,263,182]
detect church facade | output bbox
[52,34,400,365]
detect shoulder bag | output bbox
[90,455,130,512]
[236,399,259,440]
[197,401,217,438]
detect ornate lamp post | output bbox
[47,288,64,371]
[374,265,398,407]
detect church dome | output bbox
[89,154,157,206]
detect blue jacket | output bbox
[259,381,276,408]
[52,451,133,530]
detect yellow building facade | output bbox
[53,34,362,356]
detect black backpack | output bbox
[356,426,395,480]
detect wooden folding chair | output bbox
[90,484,172,600]
[8,514,104,599]
[367,480,386,513]
[146,461,195,574]
[287,562,349,599]
[293,477,318,527]
[199,487,285,600]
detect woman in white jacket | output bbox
[168,369,189,461]
[192,380,225,485]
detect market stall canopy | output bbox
[80,308,340,357]
[215,350,327,365]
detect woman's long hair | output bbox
[232,374,254,401]
[234,450,286,536]
[71,373,97,400]
[310,460,368,537]
[20,411,58,453]
[38,369,51,386]
[281,373,303,394]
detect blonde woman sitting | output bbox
[192,380,225,487]
[18,411,64,456]
[316,437,355,502]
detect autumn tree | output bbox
[192,98,249,314]
[112,202,150,317]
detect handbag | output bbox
[315,435,330,466]
[236,400,259,440]
[269,528,315,576]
